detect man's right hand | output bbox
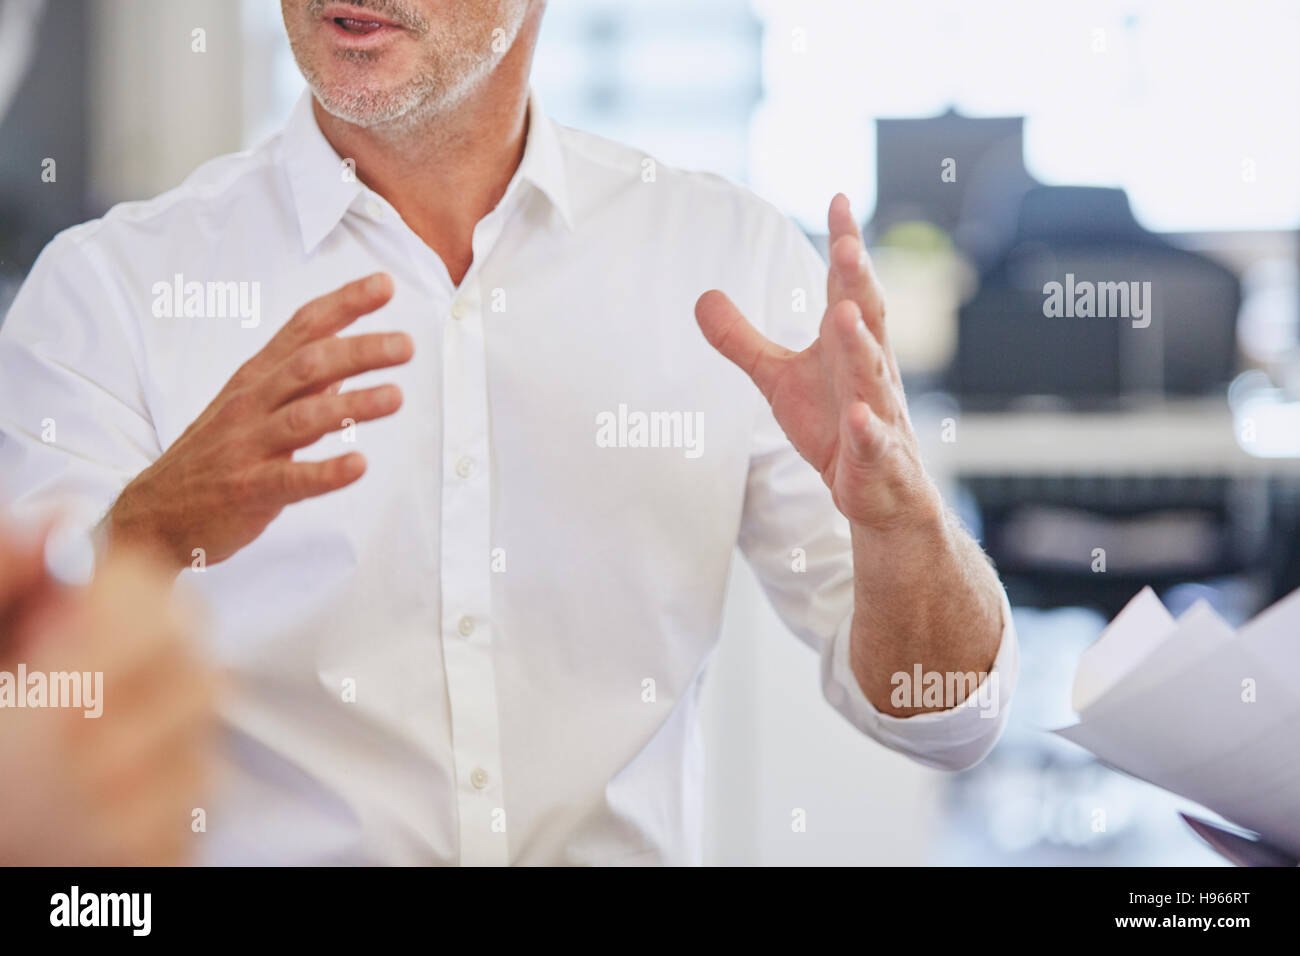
[106,272,413,573]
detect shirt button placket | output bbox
[438,278,507,865]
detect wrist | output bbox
[848,481,949,548]
[103,483,183,576]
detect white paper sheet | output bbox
[1055,586,1300,857]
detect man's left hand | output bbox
[695,193,942,532]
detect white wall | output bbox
[702,555,950,866]
[88,0,244,207]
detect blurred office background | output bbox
[5,0,1300,865]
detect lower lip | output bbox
[325,17,404,49]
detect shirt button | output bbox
[470,767,489,790]
[450,299,467,320]
[458,615,475,637]
[455,455,475,478]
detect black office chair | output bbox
[949,185,1241,405]
[944,186,1263,617]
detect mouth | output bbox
[320,4,406,45]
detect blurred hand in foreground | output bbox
[0,521,216,865]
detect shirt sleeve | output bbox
[735,215,1018,771]
[0,230,159,540]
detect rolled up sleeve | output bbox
[0,230,158,534]
[821,587,1018,770]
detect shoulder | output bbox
[551,122,825,341]
[554,121,800,245]
[40,135,288,276]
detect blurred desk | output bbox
[919,399,1300,478]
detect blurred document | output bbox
[1056,587,1300,858]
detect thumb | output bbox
[694,290,788,400]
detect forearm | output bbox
[847,500,1004,717]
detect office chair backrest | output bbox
[949,186,1241,404]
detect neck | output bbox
[312,26,537,285]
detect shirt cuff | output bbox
[820,586,1019,771]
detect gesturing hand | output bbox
[695,194,941,531]
[0,523,215,865]
[108,272,413,572]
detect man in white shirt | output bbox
[0,0,1018,864]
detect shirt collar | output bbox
[283,87,573,255]
[515,87,574,232]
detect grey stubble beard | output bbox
[293,0,517,137]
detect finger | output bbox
[842,400,891,466]
[255,453,367,506]
[241,273,396,379]
[0,520,55,616]
[262,385,403,453]
[825,195,894,373]
[695,290,792,401]
[827,192,862,245]
[829,234,898,382]
[0,519,66,660]
[264,332,414,408]
[295,379,343,404]
[825,193,865,331]
[825,299,898,421]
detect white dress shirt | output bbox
[0,90,1017,865]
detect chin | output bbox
[309,51,427,116]
[313,74,436,129]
